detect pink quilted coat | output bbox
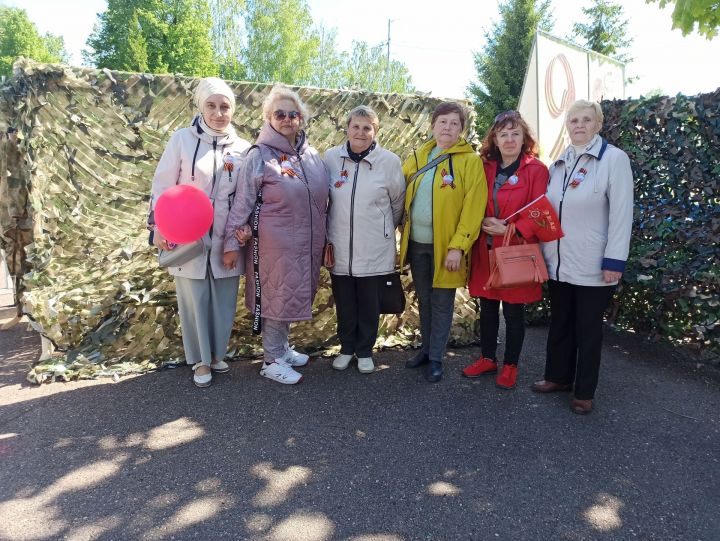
[225,123,329,321]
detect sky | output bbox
[4,0,720,100]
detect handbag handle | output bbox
[501,222,522,247]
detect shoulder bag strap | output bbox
[246,145,264,335]
[408,152,450,183]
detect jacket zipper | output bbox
[208,138,217,243]
[348,162,360,276]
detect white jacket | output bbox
[325,143,405,277]
[542,135,634,286]
[151,117,251,279]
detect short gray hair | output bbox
[566,99,604,127]
[346,105,379,131]
[262,84,310,128]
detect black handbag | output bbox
[379,272,405,314]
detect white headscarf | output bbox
[194,77,236,136]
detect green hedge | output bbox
[531,91,720,354]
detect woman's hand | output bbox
[444,248,463,272]
[152,228,174,251]
[234,224,252,246]
[223,250,241,269]
[603,270,623,283]
[482,217,508,236]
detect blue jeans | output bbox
[408,241,456,362]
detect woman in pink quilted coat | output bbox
[224,85,329,385]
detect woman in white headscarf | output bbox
[150,77,250,387]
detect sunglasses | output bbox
[494,110,520,124]
[273,110,301,121]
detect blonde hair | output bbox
[262,84,310,128]
[346,105,380,131]
[566,100,604,127]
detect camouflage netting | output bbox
[0,59,481,383]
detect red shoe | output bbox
[462,357,497,378]
[496,364,518,389]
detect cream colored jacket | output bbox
[151,117,250,279]
[325,143,405,276]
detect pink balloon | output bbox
[154,184,213,244]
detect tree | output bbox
[0,7,68,77]
[571,0,633,63]
[210,0,246,80]
[340,40,414,93]
[84,0,217,76]
[308,25,347,89]
[40,33,70,64]
[467,0,554,133]
[646,0,720,39]
[241,0,320,85]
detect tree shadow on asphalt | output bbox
[0,327,718,540]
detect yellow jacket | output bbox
[399,138,487,288]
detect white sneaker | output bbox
[283,347,309,367]
[332,354,353,370]
[260,360,303,384]
[357,357,375,374]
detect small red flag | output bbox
[504,194,564,242]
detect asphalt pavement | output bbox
[0,319,718,541]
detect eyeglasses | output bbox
[273,110,301,121]
[494,110,520,124]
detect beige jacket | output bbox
[151,117,250,279]
[325,143,405,276]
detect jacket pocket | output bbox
[376,203,391,239]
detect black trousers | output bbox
[545,280,616,400]
[331,273,382,358]
[479,298,525,365]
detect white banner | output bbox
[518,31,625,163]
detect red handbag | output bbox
[485,223,548,290]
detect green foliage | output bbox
[647,0,720,38]
[468,0,554,135]
[210,0,246,79]
[571,0,633,63]
[602,92,720,352]
[80,0,415,93]
[339,40,414,93]
[241,0,320,85]
[238,2,414,92]
[0,7,68,77]
[40,33,70,64]
[84,0,217,76]
[307,25,346,89]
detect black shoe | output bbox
[405,351,429,369]
[425,361,443,383]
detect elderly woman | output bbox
[223,85,329,385]
[150,77,250,388]
[532,99,633,414]
[325,106,405,374]
[464,111,549,390]
[400,102,487,382]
